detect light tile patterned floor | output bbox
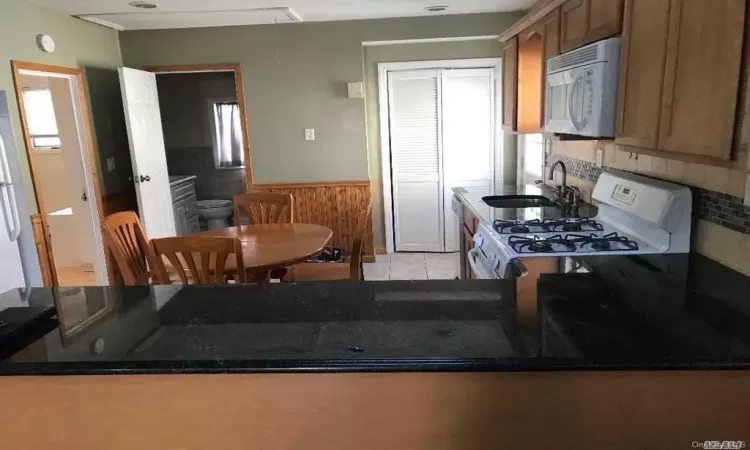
[363,253,459,281]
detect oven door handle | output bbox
[468,248,497,280]
[508,259,529,278]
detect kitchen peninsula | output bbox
[1,270,750,449]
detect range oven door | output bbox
[467,248,498,280]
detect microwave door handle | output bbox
[0,138,21,241]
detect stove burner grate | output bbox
[545,218,605,233]
[565,232,639,252]
[494,219,550,234]
[508,234,578,254]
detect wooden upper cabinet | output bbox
[588,0,625,44]
[542,8,562,61]
[615,0,671,149]
[560,0,624,53]
[502,36,519,132]
[516,8,561,134]
[560,0,588,52]
[518,25,544,134]
[657,0,745,160]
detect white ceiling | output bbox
[27,0,534,30]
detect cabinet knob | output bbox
[139,175,151,183]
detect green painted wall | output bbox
[0,0,129,208]
[120,12,524,185]
[364,40,506,248]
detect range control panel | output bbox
[612,184,638,205]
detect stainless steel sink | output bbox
[482,195,556,209]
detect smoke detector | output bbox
[129,1,158,9]
[426,6,448,12]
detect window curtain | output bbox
[214,102,244,167]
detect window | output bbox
[522,133,545,177]
[210,100,244,169]
[22,89,61,150]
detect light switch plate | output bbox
[106,157,116,172]
[305,129,315,141]
[744,174,750,207]
[596,149,604,168]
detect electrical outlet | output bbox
[106,157,116,172]
[596,149,604,168]
[744,174,750,207]
[305,129,315,141]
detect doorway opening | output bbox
[119,63,252,240]
[11,61,109,287]
[155,70,245,233]
[378,58,502,255]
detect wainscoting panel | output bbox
[251,181,374,260]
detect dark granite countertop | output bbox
[537,253,750,368]
[1,251,749,375]
[453,184,598,222]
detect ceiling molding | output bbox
[77,7,302,31]
[363,36,500,47]
[77,16,126,30]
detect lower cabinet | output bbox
[170,179,199,236]
[461,225,474,280]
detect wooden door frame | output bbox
[141,63,254,186]
[10,60,114,286]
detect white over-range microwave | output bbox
[544,37,621,138]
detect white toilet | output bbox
[196,199,233,229]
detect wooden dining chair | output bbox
[101,211,152,285]
[285,200,372,282]
[149,236,246,285]
[233,192,294,226]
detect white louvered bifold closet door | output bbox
[442,68,495,252]
[388,70,444,252]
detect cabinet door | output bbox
[502,36,519,132]
[561,0,624,52]
[657,0,745,160]
[173,200,188,236]
[518,24,544,134]
[543,8,562,61]
[615,0,671,149]
[462,225,474,280]
[587,0,624,43]
[560,0,589,52]
[542,8,561,127]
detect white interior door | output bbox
[388,70,444,252]
[119,67,176,239]
[442,68,495,252]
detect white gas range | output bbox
[468,171,693,280]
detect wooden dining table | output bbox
[197,223,333,279]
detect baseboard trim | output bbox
[374,246,387,255]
